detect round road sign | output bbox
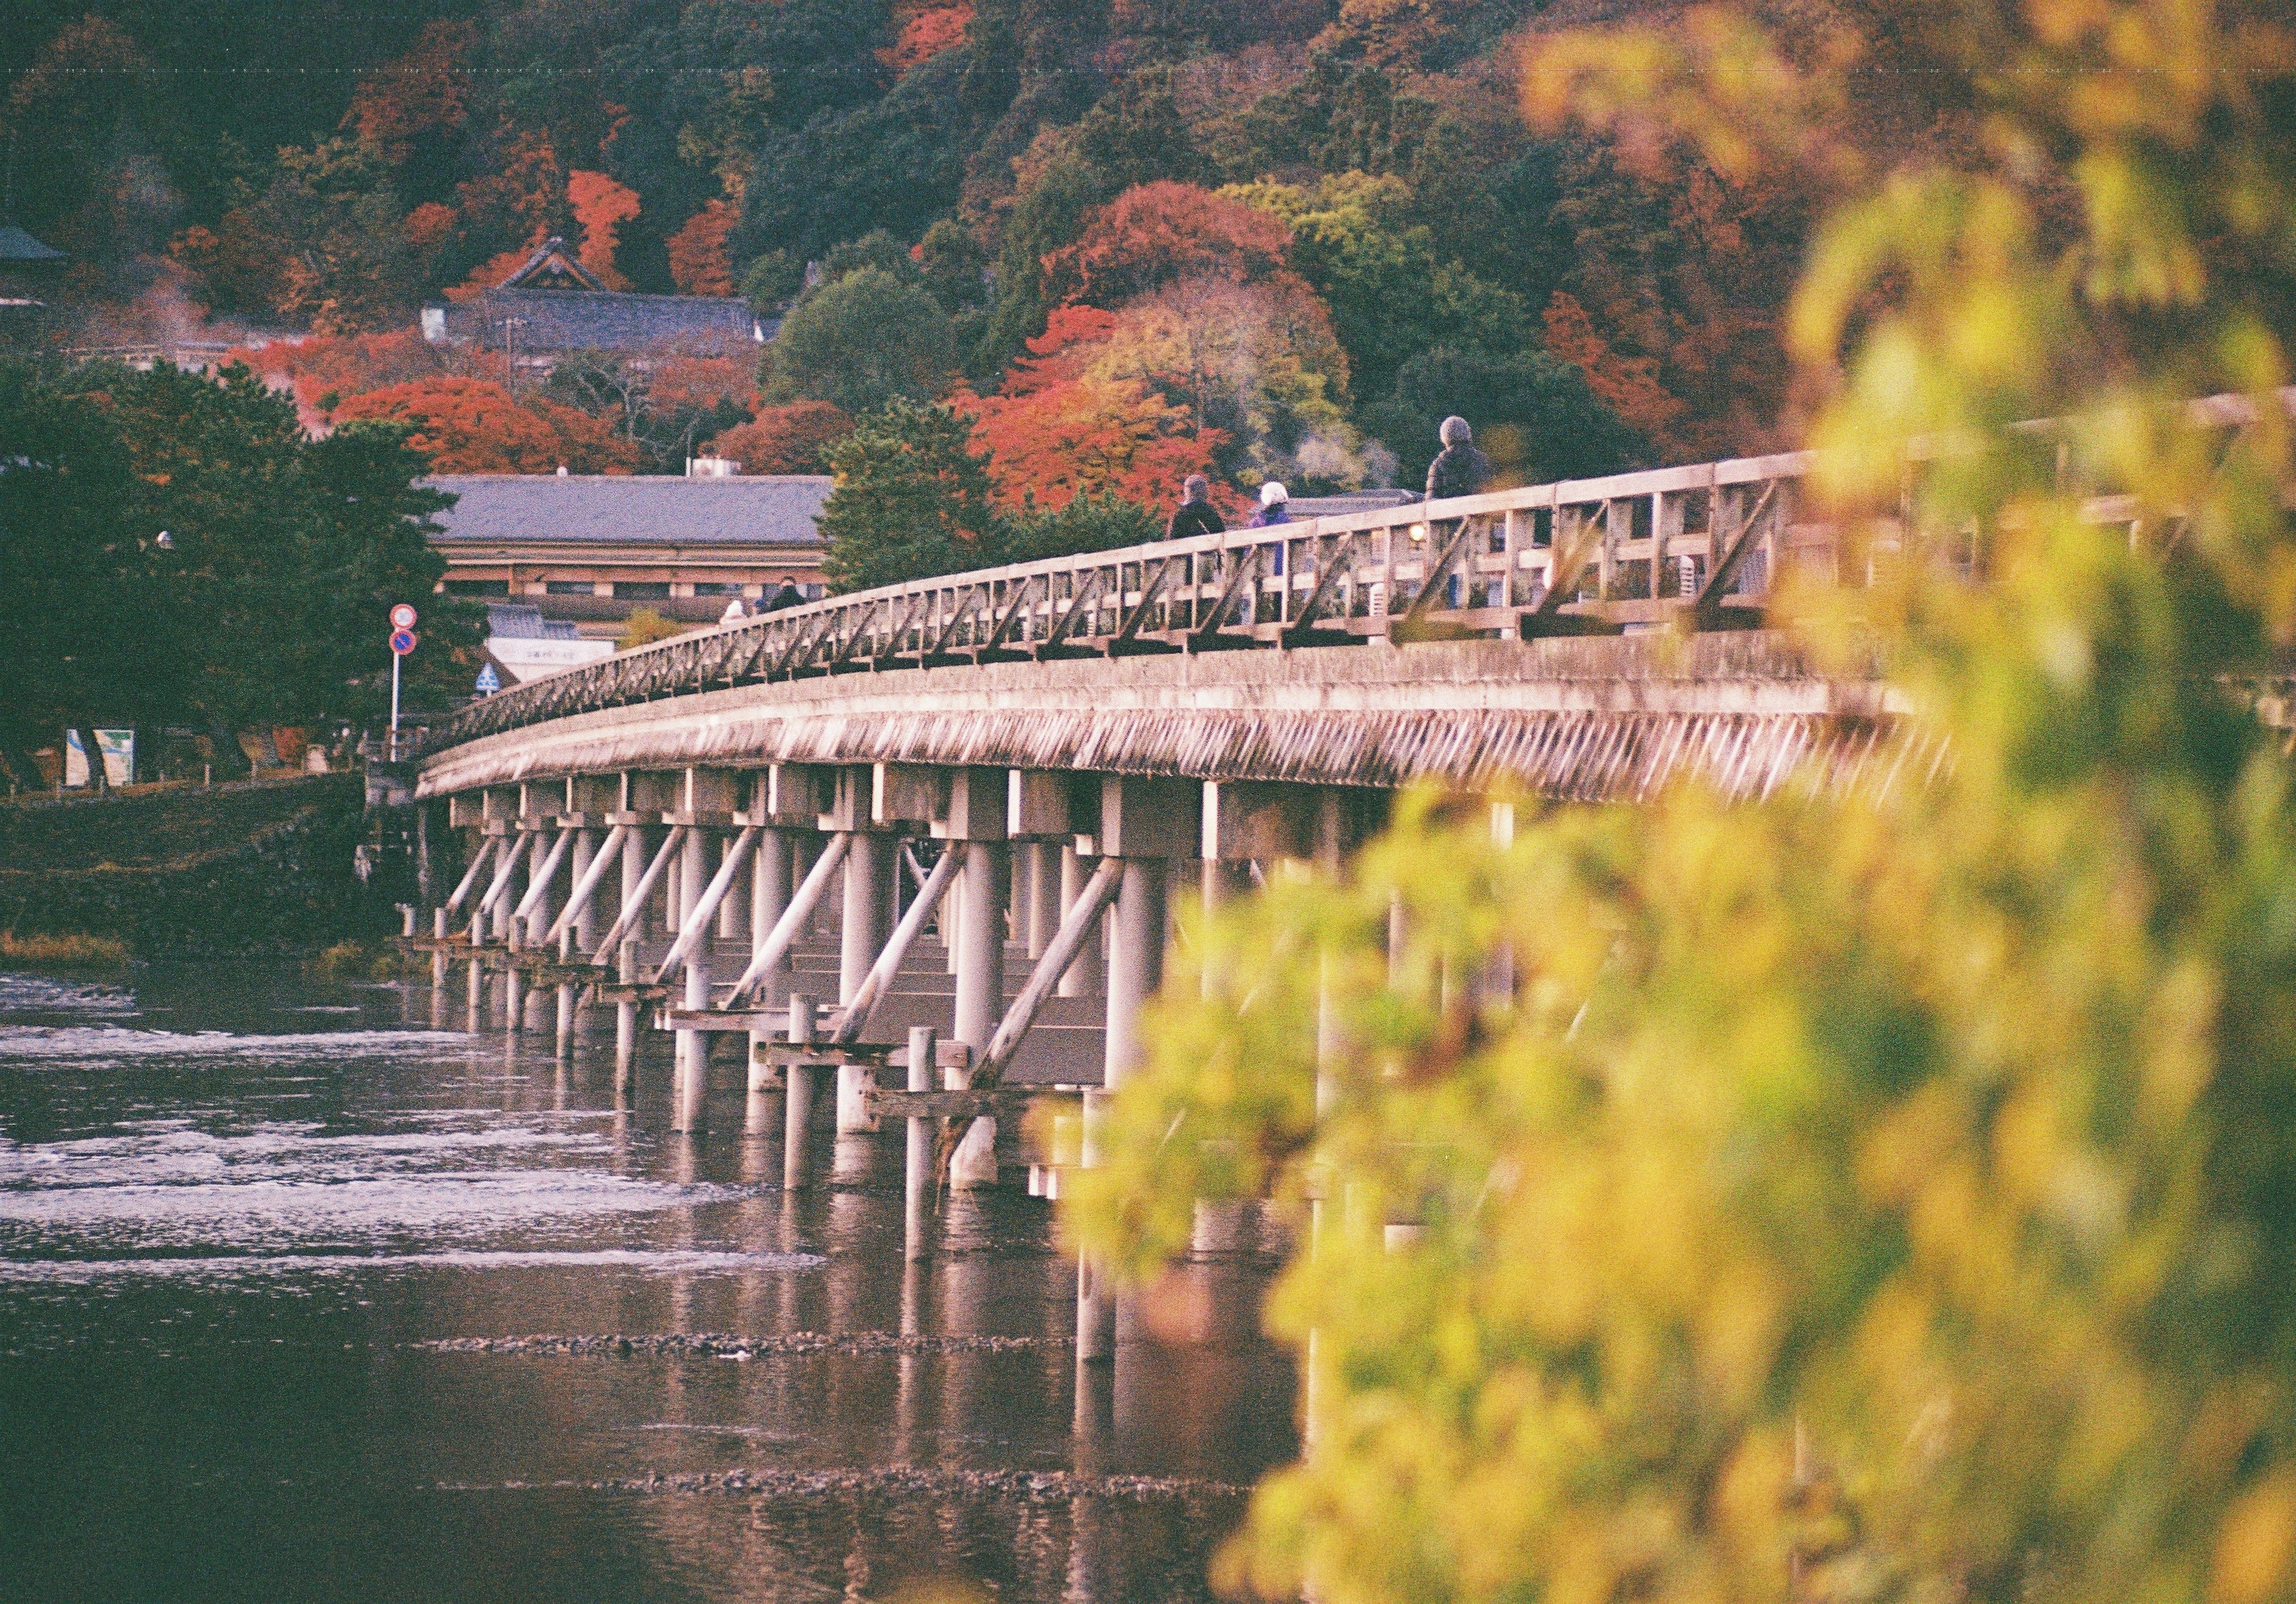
[389,603,419,630]
[390,629,418,656]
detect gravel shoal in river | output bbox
[441,1467,1244,1499]
[416,1331,1070,1357]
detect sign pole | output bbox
[386,605,419,763]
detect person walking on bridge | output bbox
[1425,416,1492,502]
[1423,416,1494,609]
[762,574,805,612]
[1166,474,1225,541]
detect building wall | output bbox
[436,550,827,635]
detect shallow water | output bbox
[0,963,1295,1602]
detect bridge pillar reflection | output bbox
[1079,777,1199,1364]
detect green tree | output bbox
[0,362,170,757]
[1070,10,2296,1604]
[1363,344,1645,488]
[2,361,481,750]
[817,399,998,591]
[763,266,961,417]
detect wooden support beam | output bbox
[722,830,850,1007]
[832,839,964,1045]
[869,1087,1075,1121]
[583,824,686,964]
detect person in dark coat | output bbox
[1422,417,1494,610]
[762,574,805,611]
[1166,474,1225,540]
[1425,416,1494,502]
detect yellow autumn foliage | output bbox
[1067,4,2296,1603]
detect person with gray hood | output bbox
[1425,415,1493,502]
[1166,474,1225,540]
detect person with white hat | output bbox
[1246,480,1290,529]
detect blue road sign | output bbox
[474,663,502,696]
[389,629,417,655]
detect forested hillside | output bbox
[4,1,1928,494]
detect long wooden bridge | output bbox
[409,446,1906,1358]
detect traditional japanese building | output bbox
[426,469,831,639]
[419,237,769,366]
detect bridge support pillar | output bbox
[946,769,1009,1187]
[1055,845,1101,998]
[1025,841,1057,959]
[835,830,896,1134]
[904,1026,936,1259]
[783,996,818,1190]
[1080,777,1198,1364]
[613,823,648,1087]
[747,825,792,1091]
[674,825,710,1132]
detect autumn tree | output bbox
[703,402,854,475]
[334,377,639,475]
[665,200,739,295]
[963,306,1226,509]
[1071,15,2296,1604]
[567,169,642,289]
[1043,181,1293,309]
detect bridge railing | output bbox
[423,449,1830,752]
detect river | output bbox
[0,961,1295,1602]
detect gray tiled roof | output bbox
[485,603,582,640]
[426,474,831,549]
[0,224,66,264]
[428,288,769,355]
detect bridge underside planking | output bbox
[419,633,1916,805]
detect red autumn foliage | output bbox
[996,305,1119,395]
[341,20,477,163]
[567,169,640,290]
[883,4,973,75]
[665,200,738,297]
[1542,290,1686,446]
[701,402,854,475]
[333,377,639,474]
[402,202,458,253]
[647,356,756,411]
[961,309,1223,511]
[444,133,569,300]
[226,328,452,429]
[1043,182,1293,308]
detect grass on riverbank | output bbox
[0,931,133,969]
[306,939,422,981]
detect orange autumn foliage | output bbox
[226,328,451,430]
[883,4,973,75]
[702,401,853,474]
[665,200,738,297]
[341,19,477,163]
[333,377,639,474]
[402,202,457,253]
[961,309,1224,512]
[1541,290,1685,445]
[567,169,640,291]
[1045,182,1293,309]
[648,356,756,411]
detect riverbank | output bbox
[0,774,387,957]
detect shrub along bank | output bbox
[0,774,390,957]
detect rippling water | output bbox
[0,963,1294,1602]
